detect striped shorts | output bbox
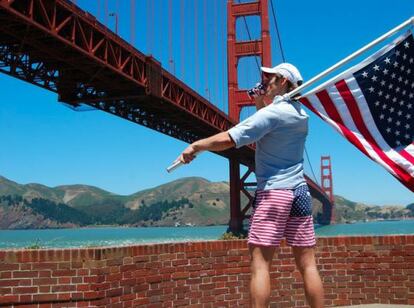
[248,185,316,247]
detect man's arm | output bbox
[192,131,235,152]
[178,131,235,164]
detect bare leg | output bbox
[249,244,276,308]
[292,246,324,308]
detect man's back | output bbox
[256,97,309,190]
[228,96,309,190]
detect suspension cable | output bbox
[180,0,185,81]
[222,0,227,112]
[269,0,319,184]
[213,0,219,107]
[97,0,101,21]
[269,0,286,62]
[204,0,209,99]
[168,0,174,73]
[131,0,135,46]
[194,0,199,92]
[305,148,320,186]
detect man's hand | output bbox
[175,132,235,166]
[247,83,266,99]
[177,144,199,164]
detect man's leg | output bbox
[249,244,276,308]
[248,189,293,307]
[292,246,324,308]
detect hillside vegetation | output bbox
[0,176,412,229]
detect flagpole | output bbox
[286,16,414,99]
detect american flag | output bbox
[300,33,414,192]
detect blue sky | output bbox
[0,0,413,205]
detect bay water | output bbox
[1,220,414,249]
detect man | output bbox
[177,63,324,308]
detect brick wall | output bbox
[0,235,413,307]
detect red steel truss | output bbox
[226,0,273,233]
[227,0,271,122]
[0,0,333,233]
[226,0,333,231]
[321,156,335,224]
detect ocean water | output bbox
[1,220,414,249]
[0,225,229,249]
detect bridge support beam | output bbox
[229,158,243,234]
[227,0,271,122]
[227,0,271,235]
[321,156,335,224]
[228,158,256,235]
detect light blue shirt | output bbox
[228,96,309,190]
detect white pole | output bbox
[286,16,414,99]
[166,160,183,173]
[166,151,204,173]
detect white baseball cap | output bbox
[261,63,303,87]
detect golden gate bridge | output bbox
[0,0,335,233]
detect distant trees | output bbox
[407,204,414,217]
[0,195,91,225]
[313,202,414,224]
[80,199,130,225]
[28,198,91,225]
[0,194,193,226]
[0,195,23,205]
[124,198,192,223]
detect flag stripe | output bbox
[307,91,396,176]
[306,87,414,190]
[315,90,373,159]
[405,143,414,159]
[335,79,414,185]
[399,150,414,166]
[301,96,343,135]
[325,83,398,176]
[300,97,320,117]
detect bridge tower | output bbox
[227,0,271,234]
[321,156,335,224]
[227,0,271,122]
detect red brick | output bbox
[0,287,11,295]
[12,271,38,278]
[0,294,19,304]
[0,235,413,306]
[51,284,76,292]
[32,263,58,270]
[146,275,163,283]
[52,270,76,277]
[33,294,58,302]
[13,286,38,294]
[58,277,71,284]
[0,279,20,287]
[171,272,189,280]
[32,278,58,285]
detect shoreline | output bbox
[2,218,414,231]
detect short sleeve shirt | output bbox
[228,96,309,190]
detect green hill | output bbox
[0,176,232,229]
[0,175,411,229]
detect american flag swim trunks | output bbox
[248,184,316,247]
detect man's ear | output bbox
[281,78,290,90]
[270,75,279,85]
